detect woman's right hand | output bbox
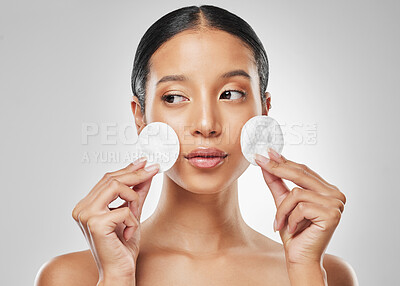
[71,157,159,283]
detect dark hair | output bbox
[131,5,269,116]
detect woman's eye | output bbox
[161,90,246,104]
[161,94,187,104]
[220,90,246,100]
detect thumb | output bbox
[133,175,155,220]
[254,153,290,208]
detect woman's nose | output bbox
[193,121,220,137]
[190,103,222,138]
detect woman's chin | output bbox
[165,169,232,194]
[163,156,249,193]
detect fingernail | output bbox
[254,153,270,164]
[133,157,147,165]
[267,147,281,160]
[273,218,277,232]
[144,163,160,172]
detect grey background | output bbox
[1,0,399,285]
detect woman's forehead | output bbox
[147,29,258,85]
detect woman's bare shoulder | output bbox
[323,254,359,286]
[35,249,98,286]
[248,229,358,286]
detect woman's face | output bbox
[137,29,269,194]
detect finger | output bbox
[72,158,148,221]
[282,158,334,188]
[254,153,334,196]
[256,160,290,207]
[76,163,159,235]
[87,207,139,242]
[76,179,140,237]
[76,180,139,227]
[87,208,138,243]
[267,148,334,188]
[112,164,159,216]
[111,163,160,187]
[79,163,158,215]
[94,179,140,215]
[88,158,148,198]
[287,201,341,235]
[290,219,312,235]
[94,164,159,217]
[275,187,345,231]
[130,176,154,221]
[117,169,157,221]
[267,149,346,205]
[108,201,129,211]
[111,157,148,176]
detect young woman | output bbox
[36,5,358,286]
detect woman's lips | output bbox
[186,155,227,168]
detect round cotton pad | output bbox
[240,115,284,165]
[136,122,180,173]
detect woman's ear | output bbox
[262,92,272,116]
[130,95,146,134]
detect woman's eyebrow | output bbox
[156,69,251,86]
[221,69,251,80]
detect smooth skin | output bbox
[35,28,358,286]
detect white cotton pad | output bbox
[240,115,284,165]
[136,122,180,173]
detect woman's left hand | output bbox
[254,148,346,266]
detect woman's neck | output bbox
[143,174,252,256]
